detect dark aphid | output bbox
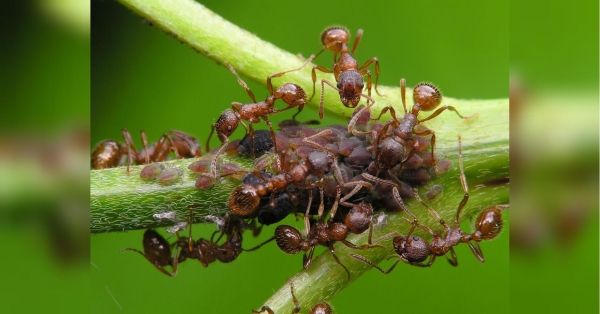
[238,129,274,156]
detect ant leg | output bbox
[446,246,459,266]
[328,242,351,280]
[225,63,257,103]
[319,79,339,120]
[122,128,138,173]
[358,57,383,96]
[302,246,315,270]
[301,129,332,151]
[309,65,334,107]
[392,187,419,239]
[249,124,256,160]
[350,254,401,274]
[287,278,301,314]
[347,100,374,135]
[291,104,304,121]
[371,105,398,122]
[140,130,150,164]
[244,236,275,252]
[209,133,229,178]
[455,134,470,224]
[165,133,181,159]
[266,55,315,94]
[466,240,485,263]
[304,189,314,235]
[412,188,450,232]
[151,133,174,162]
[262,116,282,172]
[205,125,216,152]
[120,247,176,277]
[413,128,438,174]
[419,105,477,123]
[400,79,408,114]
[350,29,363,55]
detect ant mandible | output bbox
[351,135,505,271]
[252,278,333,314]
[205,60,312,177]
[371,79,473,174]
[307,27,382,134]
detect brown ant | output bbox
[351,135,504,271]
[204,61,312,177]
[121,212,243,276]
[253,278,333,314]
[91,129,202,172]
[371,79,472,174]
[272,184,387,280]
[307,27,381,133]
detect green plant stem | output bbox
[102,0,509,311]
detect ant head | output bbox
[277,83,307,106]
[413,82,442,111]
[216,110,239,137]
[321,26,350,52]
[312,302,333,314]
[337,70,364,107]
[228,184,261,217]
[274,225,303,254]
[472,207,503,241]
[345,202,373,234]
[393,235,430,263]
[142,229,172,266]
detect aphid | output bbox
[140,163,165,179]
[351,135,505,271]
[307,27,382,134]
[371,79,473,174]
[157,167,183,184]
[205,61,311,177]
[252,278,333,314]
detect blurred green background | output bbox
[91,0,508,313]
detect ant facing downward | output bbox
[307,27,382,134]
[351,135,505,272]
[205,60,312,177]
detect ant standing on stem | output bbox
[351,135,505,271]
[370,79,474,174]
[307,27,383,134]
[204,60,313,178]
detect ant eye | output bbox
[227,126,232,131]
[337,82,341,89]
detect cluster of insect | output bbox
[92,26,505,312]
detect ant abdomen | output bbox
[321,26,349,52]
[344,202,373,234]
[473,207,503,241]
[229,184,262,216]
[276,83,307,106]
[413,83,442,111]
[393,235,430,263]
[274,225,304,254]
[91,140,122,169]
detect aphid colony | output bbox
[92,26,505,312]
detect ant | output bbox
[351,135,504,271]
[253,278,333,314]
[121,212,243,276]
[204,60,312,177]
[370,79,473,174]
[307,27,382,133]
[272,184,387,280]
[91,129,202,172]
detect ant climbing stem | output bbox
[307,27,382,134]
[204,60,312,177]
[120,230,180,277]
